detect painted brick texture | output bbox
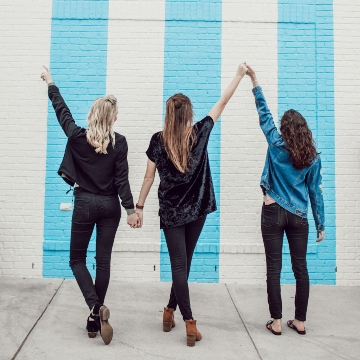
[0,0,359,286]
[334,0,360,285]
[0,0,52,277]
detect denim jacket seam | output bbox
[311,163,322,229]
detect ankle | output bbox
[90,303,102,317]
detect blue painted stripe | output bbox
[278,0,335,284]
[160,0,222,283]
[43,0,109,278]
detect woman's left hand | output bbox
[40,65,53,84]
[316,231,325,242]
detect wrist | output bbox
[136,203,144,210]
[126,208,135,215]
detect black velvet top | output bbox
[146,116,217,229]
[48,85,134,210]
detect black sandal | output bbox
[266,320,281,335]
[287,320,306,335]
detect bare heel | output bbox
[187,334,196,347]
[163,321,172,332]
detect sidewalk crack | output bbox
[11,278,65,360]
[225,284,262,360]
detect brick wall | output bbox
[0,0,359,285]
[334,0,360,285]
[0,0,52,277]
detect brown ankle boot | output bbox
[185,319,202,347]
[163,307,176,332]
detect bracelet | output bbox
[136,203,144,210]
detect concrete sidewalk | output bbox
[1,278,359,360]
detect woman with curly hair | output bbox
[246,65,325,336]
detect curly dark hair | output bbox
[280,109,318,169]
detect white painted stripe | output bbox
[0,0,52,277]
[334,0,360,285]
[220,0,278,283]
[107,0,165,280]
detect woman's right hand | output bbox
[237,62,248,77]
[245,64,256,81]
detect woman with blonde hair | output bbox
[41,66,139,345]
[135,62,248,346]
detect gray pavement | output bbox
[1,277,359,360]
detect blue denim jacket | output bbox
[253,86,325,231]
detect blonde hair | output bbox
[86,95,117,154]
[162,93,196,173]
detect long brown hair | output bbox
[280,109,318,169]
[86,95,117,154]
[162,93,197,173]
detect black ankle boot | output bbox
[86,313,99,338]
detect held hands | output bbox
[245,63,256,81]
[135,209,143,228]
[127,213,140,229]
[237,62,248,78]
[40,65,53,84]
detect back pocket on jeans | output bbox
[73,197,90,223]
[261,203,279,227]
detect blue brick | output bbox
[43,1,109,278]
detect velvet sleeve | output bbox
[146,133,158,163]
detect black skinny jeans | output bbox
[70,188,120,310]
[163,216,206,321]
[261,203,309,321]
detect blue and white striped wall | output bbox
[1,0,358,285]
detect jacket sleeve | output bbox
[114,137,135,210]
[48,85,82,138]
[305,156,325,231]
[252,86,283,147]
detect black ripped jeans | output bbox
[261,203,309,321]
[70,188,120,310]
[163,216,206,321]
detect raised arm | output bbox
[208,62,248,123]
[245,64,283,147]
[41,66,81,138]
[135,158,157,227]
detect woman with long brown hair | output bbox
[245,65,325,336]
[135,62,248,346]
[41,66,139,345]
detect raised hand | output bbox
[245,64,256,80]
[40,65,53,84]
[237,62,248,78]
